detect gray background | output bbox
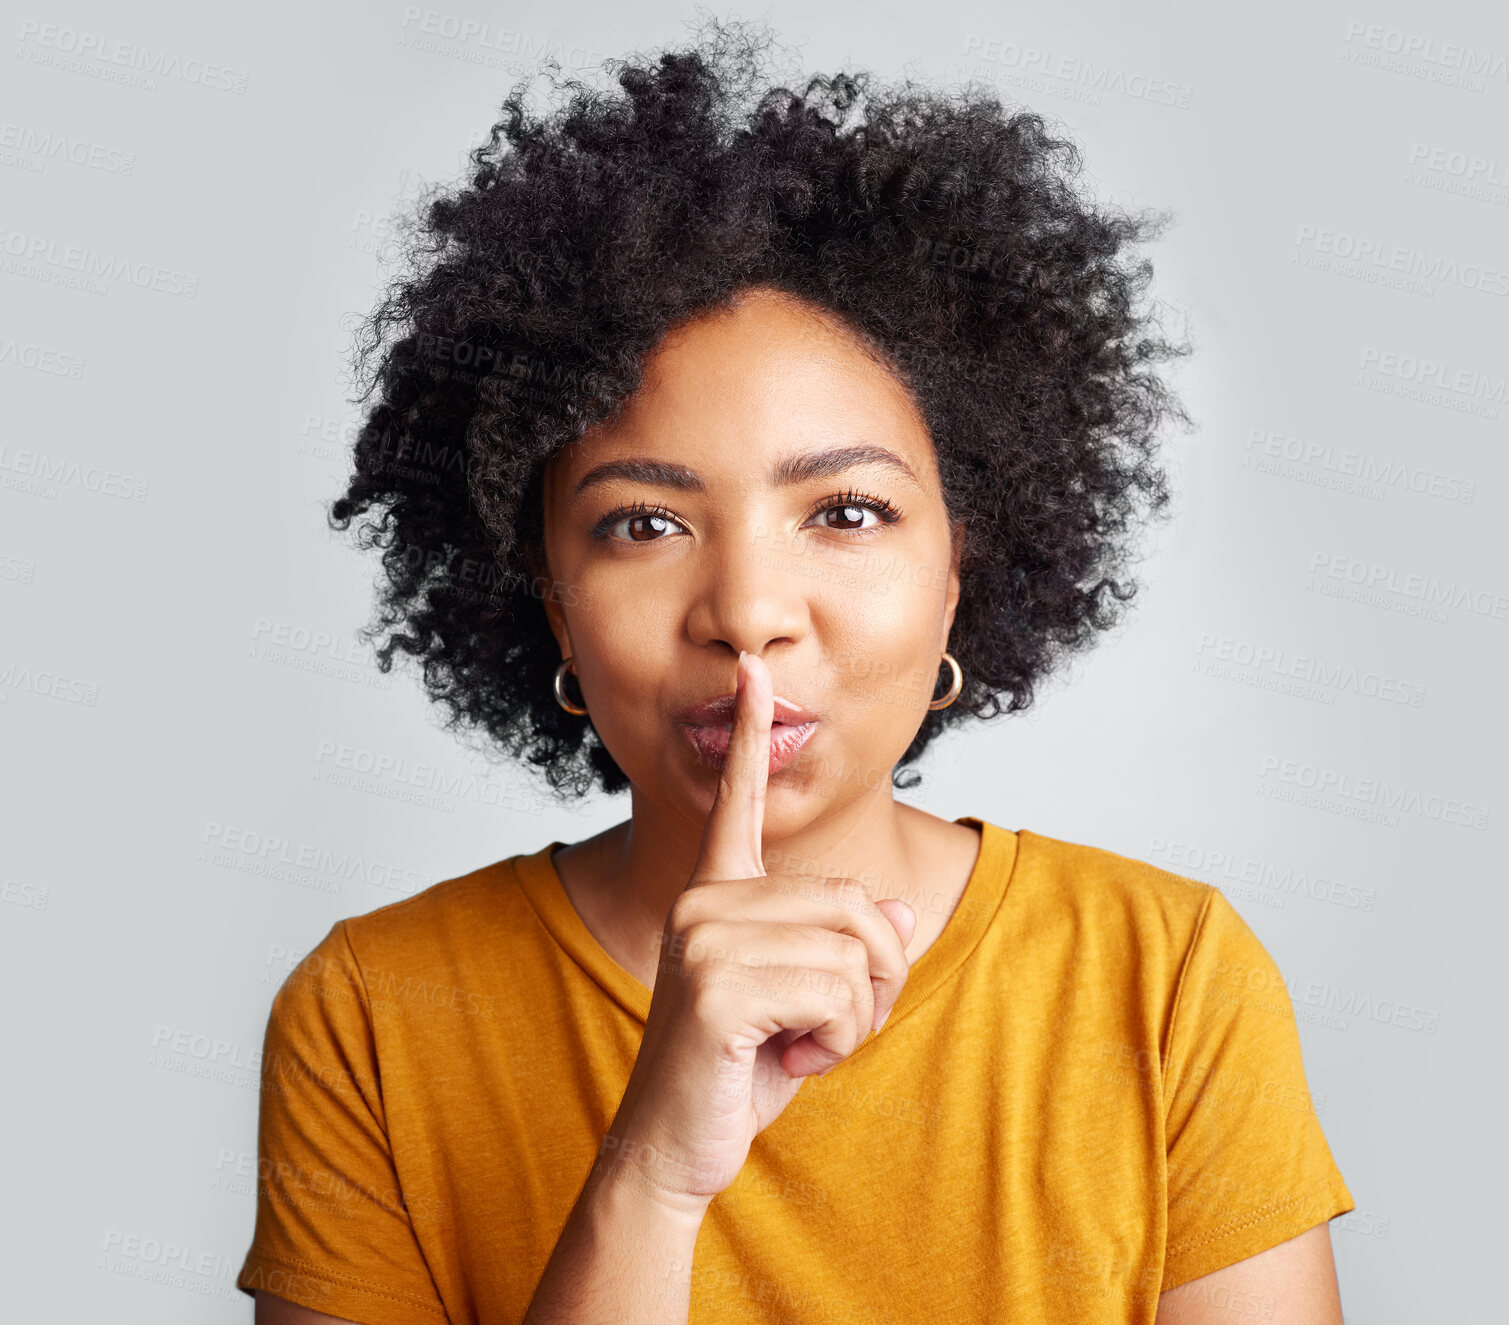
[2,0,1505,1319]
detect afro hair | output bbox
[330,17,1193,799]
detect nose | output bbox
[684,522,811,658]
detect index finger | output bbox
[690,649,771,884]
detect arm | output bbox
[1158,889,1354,1305]
[522,1151,708,1324]
[254,1294,360,1324]
[235,923,453,1320]
[1154,1222,1344,1323]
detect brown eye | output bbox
[606,512,682,542]
[816,504,879,531]
[806,489,901,534]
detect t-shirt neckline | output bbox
[510,817,1020,1030]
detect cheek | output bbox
[577,587,677,668]
[567,588,680,735]
[818,563,947,708]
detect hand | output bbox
[599,651,917,1213]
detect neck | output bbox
[568,785,950,956]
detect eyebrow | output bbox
[570,444,923,501]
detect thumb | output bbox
[689,649,772,884]
[875,899,917,949]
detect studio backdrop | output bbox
[2,0,1505,1320]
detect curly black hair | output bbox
[330,17,1192,800]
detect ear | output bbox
[522,538,573,661]
[941,519,965,649]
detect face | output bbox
[536,285,963,833]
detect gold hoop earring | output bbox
[928,652,962,710]
[553,657,589,716]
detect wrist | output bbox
[590,1137,714,1229]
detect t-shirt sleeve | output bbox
[236,920,450,1322]
[1160,887,1354,1290]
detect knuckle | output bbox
[685,920,741,969]
[668,889,712,932]
[715,763,749,806]
[675,919,719,970]
[687,976,729,1024]
[828,970,869,1018]
[834,931,867,966]
[830,1015,863,1057]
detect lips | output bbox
[676,690,822,775]
[681,718,819,774]
[676,692,821,727]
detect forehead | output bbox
[546,289,937,492]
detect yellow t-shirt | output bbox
[236,818,1353,1323]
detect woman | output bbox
[239,23,1353,1324]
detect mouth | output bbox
[675,687,823,775]
[680,719,820,775]
[676,691,821,727]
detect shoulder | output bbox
[1008,826,1297,1025]
[281,843,557,1010]
[1013,826,1215,915]
[1006,825,1224,967]
[343,852,525,942]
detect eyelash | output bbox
[589,489,902,542]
